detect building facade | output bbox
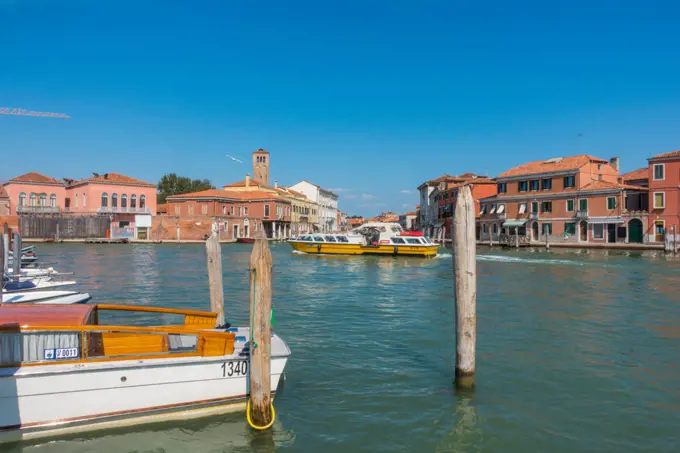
[399,211,417,230]
[433,175,497,240]
[479,155,649,244]
[2,172,67,215]
[0,186,9,216]
[288,180,338,232]
[647,150,680,243]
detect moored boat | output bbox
[1,290,92,305]
[288,222,439,257]
[236,237,256,244]
[0,303,291,443]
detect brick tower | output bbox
[252,149,270,186]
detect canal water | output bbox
[8,244,680,453]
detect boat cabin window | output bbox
[0,331,82,365]
[313,236,325,242]
[85,331,199,358]
[335,236,349,242]
[406,238,421,244]
[299,235,312,241]
[392,237,406,244]
[324,236,337,242]
[391,227,401,233]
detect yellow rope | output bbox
[246,399,276,430]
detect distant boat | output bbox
[236,237,255,244]
[1,290,92,305]
[2,277,77,293]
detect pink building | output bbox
[64,172,156,215]
[0,186,9,216]
[2,172,67,215]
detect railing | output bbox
[529,212,539,220]
[97,207,152,214]
[17,205,61,214]
[575,210,588,219]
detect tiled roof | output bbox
[580,181,648,192]
[167,189,288,202]
[498,155,609,178]
[402,211,417,216]
[9,172,64,185]
[622,168,648,182]
[649,150,680,160]
[0,186,8,198]
[70,172,154,187]
[224,179,271,189]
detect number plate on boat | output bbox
[221,360,248,377]
[44,348,79,360]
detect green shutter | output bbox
[579,199,588,211]
[567,200,574,211]
[607,197,616,209]
[531,201,538,213]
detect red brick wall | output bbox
[648,160,680,238]
[166,199,292,221]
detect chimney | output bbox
[274,181,278,189]
[609,157,620,171]
[245,174,250,187]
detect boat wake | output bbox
[435,252,452,259]
[477,254,584,266]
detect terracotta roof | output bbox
[69,172,154,187]
[9,172,64,185]
[224,179,271,189]
[622,168,648,182]
[498,155,610,178]
[580,181,648,192]
[649,150,680,160]
[402,211,417,216]
[167,189,288,202]
[0,186,8,198]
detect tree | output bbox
[157,173,215,203]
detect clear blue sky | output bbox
[2,0,679,216]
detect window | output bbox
[518,202,527,214]
[313,236,325,242]
[276,205,282,217]
[174,205,180,215]
[244,207,248,215]
[392,237,406,244]
[489,204,497,214]
[530,180,539,191]
[223,221,228,232]
[264,204,270,217]
[0,331,81,365]
[653,164,665,180]
[541,178,552,190]
[83,193,87,207]
[497,183,507,194]
[238,206,243,216]
[542,223,552,235]
[482,224,487,233]
[130,194,136,208]
[541,201,552,213]
[563,175,575,188]
[406,238,420,244]
[188,205,194,215]
[496,204,506,214]
[19,192,26,206]
[593,224,604,239]
[222,205,226,215]
[201,204,208,215]
[607,197,616,210]
[324,236,337,242]
[85,331,197,359]
[578,199,588,212]
[39,193,47,207]
[75,193,79,208]
[121,194,128,208]
[140,195,146,209]
[518,181,528,192]
[111,193,118,208]
[566,199,574,212]
[101,192,108,207]
[654,192,665,209]
[336,236,350,243]
[565,222,576,235]
[50,194,56,208]
[531,201,538,214]
[492,224,498,234]
[480,205,487,215]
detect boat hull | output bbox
[0,354,288,443]
[288,241,439,257]
[236,238,255,244]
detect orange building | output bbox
[0,186,9,216]
[165,189,292,239]
[479,155,649,244]
[648,150,680,243]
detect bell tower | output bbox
[252,148,270,186]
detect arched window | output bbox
[30,193,37,207]
[75,193,79,208]
[39,193,47,207]
[121,194,128,208]
[83,192,87,207]
[140,194,146,209]
[19,193,26,207]
[112,193,118,208]
[131,194,137,208]
[50,194,57,208]
[101,192,108,208]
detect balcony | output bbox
[529,212,539,220]
[575,210,588,220]
[497,213,507,221]
[97,206,152,214]
[17,205,61,214]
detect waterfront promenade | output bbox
[8,243,679,453]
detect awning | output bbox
[502,219,527,227]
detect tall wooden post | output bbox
[545,230,550,250]
[673,226,677,255]
[12,232,21,276]
[514,226,519,249]
[2,223,8,275]
[0,231,4,281]
[452,186,476,389]
[205,233,225,326]
[249,230,273,427]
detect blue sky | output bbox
[1,0,679,216]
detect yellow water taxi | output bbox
[288,222,439,257]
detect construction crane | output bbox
[0,107,70,118]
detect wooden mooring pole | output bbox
[0,230,4,281]
[248,231,274,428]
[453,186,476,389]
[2,223,8,275]
[12,232,21,277]
[205,233,225,326]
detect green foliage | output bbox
[157,173,215,203]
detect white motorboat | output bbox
[0,304,291,443]
[1,290,92,305]
[2,278,78,293]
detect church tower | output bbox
[252,148,270,186]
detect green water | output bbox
[7,244,680,453]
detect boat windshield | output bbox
[324,236,337,242]
[406,238,421,244]
[392,237,405,244]
[313,236,325,242]
[299,235,312,241]
[335,236,350,243]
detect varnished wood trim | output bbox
[97,304,218,318]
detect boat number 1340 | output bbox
[221,360,248,377]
